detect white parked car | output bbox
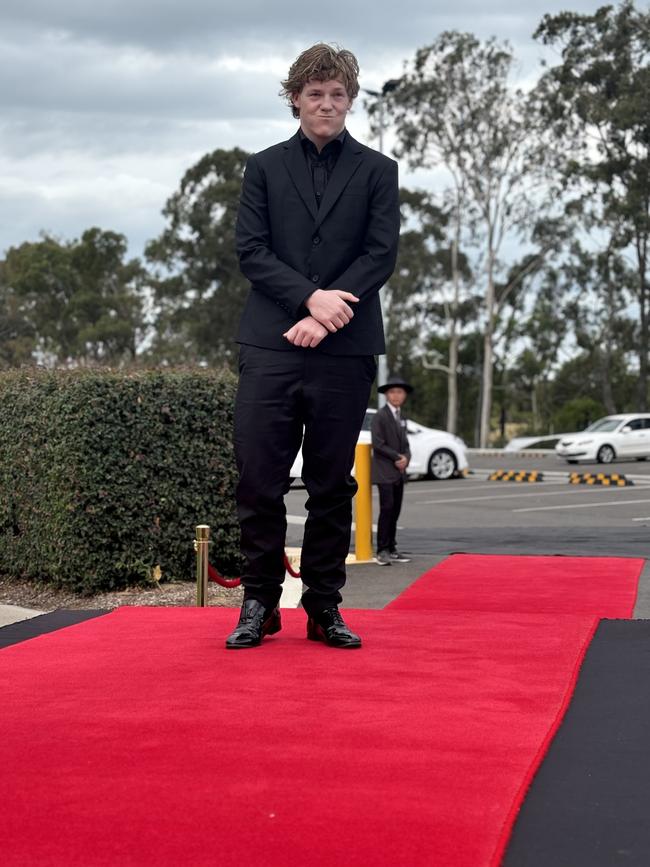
[555,414,650,464]
[290,408,469,481]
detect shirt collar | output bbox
[299,127,347,153]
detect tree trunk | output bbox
[636,235,648,411]
[601,261,616,415]
[480,329,493,447]
[601,352,616,414]
[447,331,459,434]
[479,249,496,448]
[446,222,461,434]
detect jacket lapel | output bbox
[283,133,318,221]
[314,133,364,229]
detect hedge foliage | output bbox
[0,368,242,593]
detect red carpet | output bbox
[388,554,643,617]
[1,606,597,867]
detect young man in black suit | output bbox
[371,376,413,566]
[226,43,400,649]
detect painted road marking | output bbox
[514,498,650,513]
[417,486,613,506]
[414,482,569,498]
[287,515,377,532]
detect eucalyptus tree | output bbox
[371,31,556,446]
[506,267,569,431]
[1,229,144,366]
[562,241,637,414]
[0,259,36,367]
[145,148,250,365]
[535,0,650,407]
[387,187,475,433]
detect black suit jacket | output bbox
[235,130,399,355]
[371,405,411,484]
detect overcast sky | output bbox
[0,0,610,261]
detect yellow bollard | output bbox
[354,443,373,562]
[194,524,211,606]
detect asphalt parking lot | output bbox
[285,451,650,559]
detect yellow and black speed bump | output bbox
[488,470,544,483]
[568,472,634,487]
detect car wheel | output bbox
[597,444,616,464]
[427,448,457,480]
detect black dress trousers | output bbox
[234,345,376,615]
[376,478,405,553]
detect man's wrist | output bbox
[304,288,321,311]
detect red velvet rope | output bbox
[207,554,301,588]
[207,563,241,588]
[284,554,301,578]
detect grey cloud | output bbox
[2,0,605,52]
[0,184,166,259]
[0,33,285,121]
[0,0,609,260]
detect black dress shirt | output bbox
[300,128,346,208]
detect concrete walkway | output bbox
[0,604,44,628]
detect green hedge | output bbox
[0,368,242,593]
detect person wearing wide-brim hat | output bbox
[371,376,413,565]
[377,376,414,395]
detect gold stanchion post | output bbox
[353,443,373,562]
[195,524,210,606]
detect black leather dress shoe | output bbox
[225,599,281,649]
[306,607,362,649]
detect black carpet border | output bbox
[503,618,650,867]
[0,609,111,648]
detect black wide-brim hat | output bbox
[377,375,413,394]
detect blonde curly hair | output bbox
[281,43,360,118]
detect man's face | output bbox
[385,387,407,408]
[292,78,353,150]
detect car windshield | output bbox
[584,417,622,433]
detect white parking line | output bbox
[287,515,378,531]
[416,485,603,506]
[413,482,568,498]
[514,498,650,513]
[632,516,650,522]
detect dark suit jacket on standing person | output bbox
[371,404,411,484]
[236,130,399,354]
[233,128,400,617]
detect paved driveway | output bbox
[285,450,650,613]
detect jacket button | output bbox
[312,236,321,245]
[311,274,320,282]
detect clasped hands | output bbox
[283,288,359,348]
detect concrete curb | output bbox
[467,468,650,485]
